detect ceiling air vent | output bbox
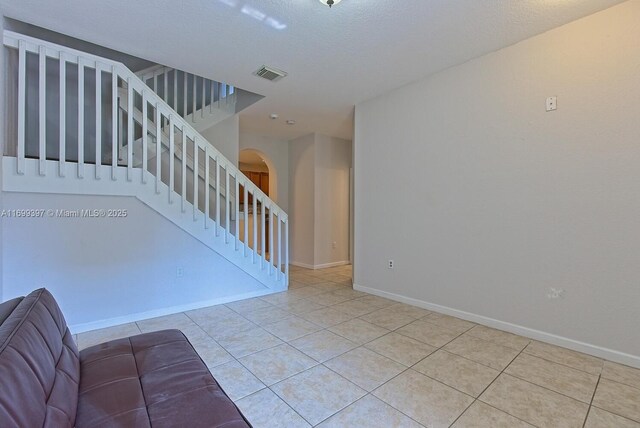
[254,65,287,82]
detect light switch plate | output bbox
[546,96,557,112]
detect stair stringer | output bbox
[2,157,287,292]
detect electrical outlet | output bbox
[388,260,394,269]
[546,287,564,299]
[176,267,184,278]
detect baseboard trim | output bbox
[290,260,350,270]
[354,283,640,369]
[290,261,315,269]
[70,287,281,334]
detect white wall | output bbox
[354,1,640,366]
[288,134,315,267]
[314,134,351,267]
[239,131,290,212]
[1,192,267,331]
[201,114,240,167]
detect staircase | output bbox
[2,31,289,292]
[136,64,237,133]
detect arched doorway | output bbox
[239,149,278,203]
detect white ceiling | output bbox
[1,0,626,140]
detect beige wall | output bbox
[354,1,640,365]
[239,132,289,212]
[288,134,316,267]
[200,114,240,167]
[289,133,352,268]
[314,134,351,267]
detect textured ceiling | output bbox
[0,0,627,140]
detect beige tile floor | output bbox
[76,265,640,428]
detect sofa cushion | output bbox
[76,329,251,428]
[0,289,80,428]
[0,297,23,325]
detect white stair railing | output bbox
[136,65,235,127]
[3,31,288,285]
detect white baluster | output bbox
[155,103,161,194]
[181,128,187,212]
[59,52,66,177]
[210,80,214,113]
[78,59,85,178]
[111,66,118,180]
[127,77,133,181]
[164,68,168,104]
[215,159,220,235]
[118,108,124,166]
[183,71,187,118]
[253,188,257,263]
[192,75,197,123]
[95,64,102,179]
[285,219,289,283]
[269,207,274,274]
[261,195,266,268]
[169,114,175,203]
[193,140,199,220]
[225,167,230,243]
[17,40,26,175]
[38,46,46,176]
[244,184,249,257]
[235,173,240,250]
[278,215,282,279]
[201,78,205,118]
[173,69,178,111]
[205,149,210,229]
[141,90,148,184]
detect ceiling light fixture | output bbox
[286,120,296,125]
[318,0,342,8]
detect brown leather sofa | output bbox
[0,288,252,427]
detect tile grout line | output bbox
[494,345,604,407]
[266,363,362,427]
[504,369,599,406]
[472,342,604,425]
[595,375,640,393]
[234,348,320,394]
[313,393,426,428]
[310,363,412,427]
[588,405,640,425]
[355,322,475,425]
[245,386,313,427]
[582,374,601,428]
[468,342,535,426]
[520,341,604,376]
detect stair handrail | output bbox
[3,30,286,221]
[135,64,167,80]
